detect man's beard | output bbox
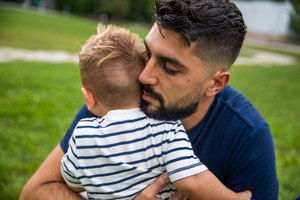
[140,85,203,121]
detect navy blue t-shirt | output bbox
[60,85,278,200]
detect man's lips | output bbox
[142,90,156,102]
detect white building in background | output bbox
[234,0,293,40]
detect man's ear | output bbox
[206,71,230,97]
[81,87,97,110]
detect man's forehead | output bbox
[145,23,187,50]
[145,23,162,41]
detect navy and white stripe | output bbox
[61,108,207,200]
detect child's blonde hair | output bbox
[79,24,145,108]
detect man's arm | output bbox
[173,170,251,200]
[19,144,83,200]
[133,171,251,200]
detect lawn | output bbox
[0,4,299,200]
[0,5,150,52]
[230,65,300,200]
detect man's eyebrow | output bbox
[143,40,188,70]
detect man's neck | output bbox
[181,96,215,131]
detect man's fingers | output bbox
[170,191,185,200]
[134,172,169,200]
[147,172,170,194]
[237,190,252,200]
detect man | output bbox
[20,0,278,200]
[61,24,250,200]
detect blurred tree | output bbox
[290,0,300,37]
[54,0,93,15]
[53,0,153,22]
[127,0,154,22]
[97,0,130,21]
[1,0,154,22]
[1,0,24,3]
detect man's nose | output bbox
[139,59,158,85]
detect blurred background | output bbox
[0,0,299,199]
[1,0,300,41]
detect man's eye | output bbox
[162,63,178,75]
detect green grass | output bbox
[0,5,150,52]
[0,4,300,200]
[230,66,300,200]
[0,62,82,199]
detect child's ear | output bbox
[81,87,97,110]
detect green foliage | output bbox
[290,0,300,36]
[53,0,155,22]
[126,0,155,22]
[95,0,130,21]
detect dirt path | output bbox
[0,47,296,66]
[0,47,78,63]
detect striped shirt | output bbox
[61,108,207,200]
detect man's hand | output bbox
[169,191,186,200]
[134,172,170,200]
[237,190,252,200]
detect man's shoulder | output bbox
[218,85,268,131]
[76,104,97,119]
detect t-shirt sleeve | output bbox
[60,104,96,153]
[164,122,208,183]
[225,124,278,200]
[61,132,82,188]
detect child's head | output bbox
[79,24,145,110]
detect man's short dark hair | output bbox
[154,0,247,69]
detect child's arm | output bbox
[173,170,251,200]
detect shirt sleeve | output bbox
[61,133,82,188]
[60,104,96,153]
[225,124,278,200]
[163,122,208,183]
